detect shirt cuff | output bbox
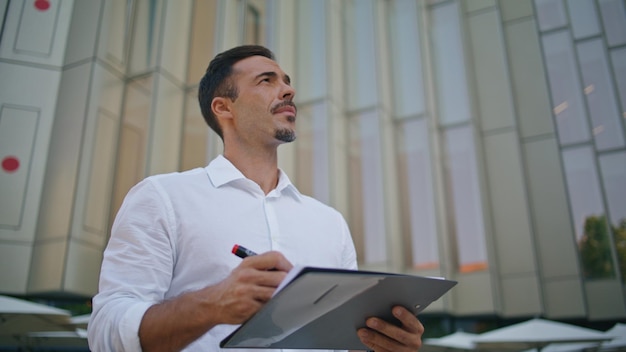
[119,301,153,351]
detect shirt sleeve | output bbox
[88,178,177,351]
[338,215,358,270]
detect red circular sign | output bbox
[2,156,20,173]
[34,0,50,11]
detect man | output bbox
[88,45,424,352]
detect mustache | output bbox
[270,100,297,114]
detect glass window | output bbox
[344,0,378,111]
[186,0,217,84]
[567,0,601,39]
[243,0,266,45]
[112,75,153,216]
[444,125,488,273]
[348,110,387,266]
[576,39,625,151]
[388,0,425,119]
[599,152,626,282]
[181,89,213,171]
[295,0,327,102]
[128,0,163,75]
[431,1,471,126]
[542,30,590,146]
[562,146,615,279]
[598,0,626,47]
[396,118,439,269]
[610,48,626,122]
[295,101,330,204]
[534,0,568,32]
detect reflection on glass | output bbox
[112,75,153,218]
[295,101,330,204]
[431,1,471,126]
[344,0,378,111]
[542,30,590,145]
[567,0,600,39]
[348,110,387,265]
[610,48,626,121]
[389,0,425,119]
[598,0,626,47]
[444,125,488,273]
[129,0,162,75]
[576,39,625,151]
[396,118,439,269]
[599,152,626,282]
[535,0,568,32]
[295,0,326,101]
[562,146,614,279]
[181,89,212,171]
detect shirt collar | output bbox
[205,155,302,200]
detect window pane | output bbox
[396,118,439,269]
[345,0,378,110]
[431,2,471,126]
[599,152,626,282]
[181,89,212,170]
[129,0,163,75]
[542,30,590,145]
[567,0,600,39]
[576,39,625,151]
[389,0,425,118]
[599,0,626,47]
[295,0,326,101]
[444,125,488,273]
[295,101,330,204]
[562,146,615,279]
[349,110,387,265]
[535,0,568,32]
[610,48,626,122]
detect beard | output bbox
[275,128,296,143]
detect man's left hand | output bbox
[357,306,424,352]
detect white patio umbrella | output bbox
[0,295,72,335]
[474,318,612,351]
[598,323,626,351]
[422,331,478,352]
[22,328,89,349]
[70,313,91,329]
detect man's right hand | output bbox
[204,250,293,324]
[138,250,292,351]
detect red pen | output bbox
[232,244,258,259]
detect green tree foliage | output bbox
[614,218,626,282]
[578,215,614,279]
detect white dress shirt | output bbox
[88,155,358,352]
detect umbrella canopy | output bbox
[23,329,88,349]
[474,318,612,351]
[70,314,91,330]
[423,331,478,352]
[0,295,72,335]
[598,323,626,351]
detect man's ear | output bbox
[211,97,233,120]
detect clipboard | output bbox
[220,266,457,350]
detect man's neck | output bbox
[223,147,280,195]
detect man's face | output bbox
[229,55,297,145]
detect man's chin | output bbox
[275,129,296,143]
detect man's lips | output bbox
[272,102,297,116]
[275,106,296,115]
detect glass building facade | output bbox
[1,0,625,333]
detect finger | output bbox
[392,306,424,334]
[242,251,293,272]
[363,315,422,351]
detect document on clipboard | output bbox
[220,266,457,350]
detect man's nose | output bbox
[281,82,295,100]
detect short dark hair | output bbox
[198,45,275,140]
